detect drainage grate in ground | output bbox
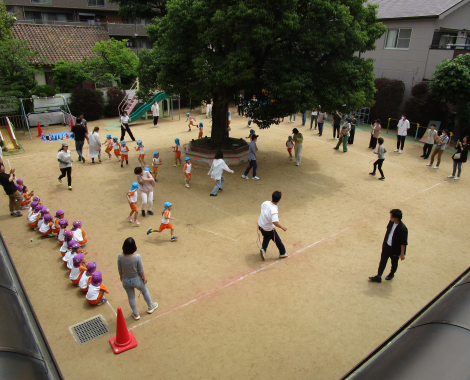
[70,316,109,344]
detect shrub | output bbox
[403,82,450,133]
[31,85,56,97]
[369,78,405,123]
[105,88,126,118]
[69,87,104,121]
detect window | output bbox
[31,0,52,4]
[384,28,412,49]
[88,0,105,6]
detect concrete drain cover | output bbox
[70,315,109,344]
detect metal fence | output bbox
[0,115,28,134]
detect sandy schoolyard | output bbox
[1,108,469,380]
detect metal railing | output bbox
[429,44,470,50]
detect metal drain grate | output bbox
[71,316,109,344]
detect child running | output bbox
[370,137,386,181]
[173,138,182,166]
[104,134,113,160]
[186,112,196,132]
[151,152,162,180]
[146,202,178,241]
[120,140,129,167]
[79,262,97,292]
[127,182,140,226]
[135,140,146,167]
[183,157,197,188]
[86,271,108,306]
[198,122,204,139]
[286,136,294,160]
[112,137,121,161]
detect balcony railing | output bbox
[105,22,147,36]
[16,19,101,26]
[429,44,470,50]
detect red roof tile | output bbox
[12,23,110,65]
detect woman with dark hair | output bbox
[208,150,234,196]
[57,142,73,190]
[448,136,469,180]
[369,119,381,149]
[88,126,101,164]
[120,111,135,142]
[118,237,158,320]
[427,129,449,169]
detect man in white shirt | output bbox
[151,101,159,128]
[258,191,288,261]
[395,114,410,154]
[369,209,408,283]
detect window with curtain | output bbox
[384,28,412,49]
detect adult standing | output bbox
[421,124,438,159]
[310,109,318,130]
[120,111,135,142]
[258,191,288,261]
[349,113,358,144]
[334,118,351,152]
[448,136,469,180]
[301,110,308,126]
[237,93,244,117]
[57,142,73,190]
[427,129,449,169]
[369,209,408,283]
[135,167,155,216]
[88,126,101,164]
[71,118,88,163]
[151,100,160,128]
[118,237,159,320]
[317,111,326,136]
[395,114,410,153]
[242,134,259,180]
[206,99,213,118]
[332,110,342,140]
[78,113,88,132]
[208,150,234,196]
[0,163,22,217]
[292,128,303,165]
[369,119,381,149]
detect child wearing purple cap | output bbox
[60,230,74,258]
[70,254,87,285]
[86,271,108,306]
[39,214,55,237]
[67,242,87,271]
[57,219,68,245]
[28,204,42,229]
[28,201,39,221]
[37,207,50,231]
[52,210,65,234]
[79,262,97,292]
[72,220,87,245]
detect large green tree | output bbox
[138,0,386,144]
[430,54,470,138]
[53,59,87,93]
[109,0,168,19]
[0,3,16,41]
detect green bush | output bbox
[69,87,104,121]
[105,88,125,118]
[369,78,405,123]
[31,85,56,97]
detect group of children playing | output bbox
[25,193,109,306]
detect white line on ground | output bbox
[107,300,117,316]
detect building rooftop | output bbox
[11,23,110,65]
[368,0,467,19]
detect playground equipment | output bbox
[0,117,22,153]
[129,91,170,122]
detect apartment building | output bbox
[363,0,470,101]
[4,0,152,52]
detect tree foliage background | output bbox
[138,0,386,143]
[368,78,405,124]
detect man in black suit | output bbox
[369,209,408,283]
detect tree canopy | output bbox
[53,59,87,93]
[138,0,386,143]
[0,3,16,41]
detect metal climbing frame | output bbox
[354,107,370,125]
[118,80,138,116]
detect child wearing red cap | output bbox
[86,271,108,306]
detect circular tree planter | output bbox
[183,137,249,167]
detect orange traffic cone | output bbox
[37,123,43,138]
[70,118,74,132]
[109,307,138,354]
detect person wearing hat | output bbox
[183,157,197,188]
[242,134,259,180]
[127,182,140,226]
[173,138,182,166]
[57,142,73,190]
[292,128,303,166]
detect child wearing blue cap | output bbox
[127,182,140,225]
[198,122,204,139]
[186,112,196,132]
[173,138,182,167]
[103,134,113,160]
[146,202,178,241]
[151,152,162,180]
[286,136,294,160]
[135,140,146,167]
[112,137,121,161]
[120,140,129,168]
[246,129,255,140]
[183,157,197,188]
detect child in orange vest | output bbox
[79,262,97,292]
[146,202,178,242]
[52,210,64,234]
[39,214,55,237]
[71,220,87,245]
[183,157,197,188]
[151,151,162,180]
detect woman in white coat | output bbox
[208,150,234,196]
[88,126,102,164]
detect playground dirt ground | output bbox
[1,108,469,380]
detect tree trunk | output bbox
[211,94,229,145]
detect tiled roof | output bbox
[368,0,466,19]
[11,23,110,65]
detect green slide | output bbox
[129,91,169,123]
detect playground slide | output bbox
[0,117,20,151]
[129,91,169,123]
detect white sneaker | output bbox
[394,149,399,152]
[296,163,300,166]
[279,252,289,258]
[332,137,335,140]
[454,177,460,180]
[242,174,248,179]
[448,175,454,178]
[252,176,259,180]
[260,248,266,261]
[434,166,439,169]
[399,150,402,154]
[131,313,140,320]
[147,302,159,314]
[426,164,432,166]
